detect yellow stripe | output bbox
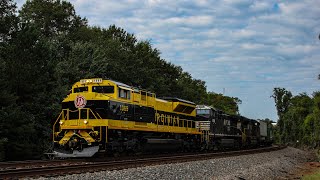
[61,119,201,135]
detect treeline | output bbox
[272,88,320,147]
[0,0,241,161]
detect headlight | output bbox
[59,121,63,125]
[84,120,88,124]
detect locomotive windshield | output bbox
[92,86,114,93]
[73,86,88,93]
[196,109,210,115]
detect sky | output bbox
[15,0,320,121]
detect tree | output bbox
[0,0,19,161]
[1,24,56,160]
[0,0,17,106]
[19,0,87,37]
[0,0,17,42]
[287,93,313,144]
[303,92,320,147]
[271,88,292,117]
[0,0,90,160]
[204,92,241,115]
[271,87,292,143]
[271,89,320,147]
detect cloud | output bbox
[164,15,214,27]
[15,0,320,121]
[249,1,271,12]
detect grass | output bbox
[302,170,320,180]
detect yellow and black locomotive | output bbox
[53,78,202,157]
[53,78,272,158]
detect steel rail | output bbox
[0,159,86,170]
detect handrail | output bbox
[52,108,102,141]
[53,111,64,142]
[57,108,102,121]
[95,112,103,119]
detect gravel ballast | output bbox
[37,147,314,180]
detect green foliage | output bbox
[0,105,39,160]
[271,87,292,117]
[0,0,17,42]
[204,92,242,115]
[0,0,242,160]
[272,87,320,148]
[272,124,281,144]
[271,87,293,143]
[19,0,87,37]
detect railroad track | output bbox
[0,159,87,170]
[0,146,285,179]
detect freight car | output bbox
[52,78,272,158]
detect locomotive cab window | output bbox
[118,88,131,99]
[92,86,114,93]
[197,109,210,115]
[73,86,88,93]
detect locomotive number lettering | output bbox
[155,112,179,125]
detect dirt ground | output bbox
[275,148,319,180]
[278,161,320,179]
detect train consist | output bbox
[53,78,273,158]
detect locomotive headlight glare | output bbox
[84,120,88,124]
